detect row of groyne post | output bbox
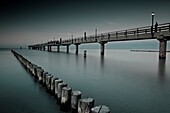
[11,50,110,113]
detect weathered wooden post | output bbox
[60,86,72,111]
[33,65,39,79]
[45,74,50,88]
[50,77,58,94]
[29,63,34,75]
[30,64,35,75]
[71,91,82,113]
[37,68,44,84]
[28,62,33,72]
[78,98,94,113]
[54,79,63,97]
[26,61,31,70]
[91,105,110,113]
[84,50,87,58]
[57,82,67,104]
[46,74,53,91]
[32,64,38,77]
[27,62,32,72]
[43,72,48,85]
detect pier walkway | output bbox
[28,23,170,59]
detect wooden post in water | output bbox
[60,86,72,111]
[32,64,37,76]
[43,72,48,85]
[50,77,58,94]
[91,105,110,113]
[84,50,87,58]
[57,82,67,104]
[71,91,82,113]
[46,74,52,91]
[33,65,38,79]
[37,68,44,83]
[78,98,94,113]
[54,79,63,97]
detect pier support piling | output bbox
[74,43,81,54]
[57,45,60,52]
[50,46,52,52]
[48,46,49,51]
[100,41,107,56]
[43,46,46,51]
[158,39,167,59]
[48,46,52,52]
[67,45,70,53]
[75,44,79,54]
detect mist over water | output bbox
[0,47,170,113]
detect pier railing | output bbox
[28,23,170,47]
[60,23,170,45]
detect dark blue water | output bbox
[1,47,170,113]
[0,49,63,113]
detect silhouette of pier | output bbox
[28,23,170,59]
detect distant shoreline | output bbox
[131,50,170,53]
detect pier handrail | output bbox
[29,22,170,46]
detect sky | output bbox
[0,0,170,47]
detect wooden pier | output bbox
[29,23,170,59]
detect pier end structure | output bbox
[157,31,170,59]
[99,41,107,56]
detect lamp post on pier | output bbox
[152,12,155,28]
[151,12,155,37]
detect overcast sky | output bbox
[0,0,170,47]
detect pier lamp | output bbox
[151,12,155,37]
[151,12,155,27]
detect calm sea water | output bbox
[0,47,170,113]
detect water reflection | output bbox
[100,55,105,71]
[158,59,166,81]
[84,56,86,68]
[75,54,79,65]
